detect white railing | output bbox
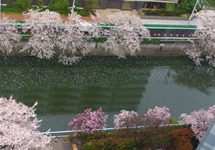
[42,124,189,137]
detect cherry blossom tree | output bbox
[179,108,214,141]
[0,17,20,54]
[113,110,139,129]
[96,12,150,58]
[21,9,63,59]
[21,9,100,65]
[0,97,52,150]
[186,10,215,66]
[56,12,99,65]
[68,107,108,134]
[208,104,215,115]
[143,106,171,127]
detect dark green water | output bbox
[0,56,215,131]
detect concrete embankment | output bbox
[90,42,190,56]
[8,41,190,57]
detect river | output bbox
[0,56,214,131]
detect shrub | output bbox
[75,8,90,16]
[84,141,96,150]
[103,140,118,150]
[137,127,173,149]
[93,138,136,150]
[68,134,73,141]
[48,0,70,15]
[72,126,194,150]
[171,128,194,150]
[17,0,32,11]
[143,106,171,127]
[76,132,90,140]
[1,5,24,13]
[68,107,108,134]
[143,9,189,16]
[91,131,106,139]
[113,110,139,129]
[179,109,214,141]
[83,0,100,15]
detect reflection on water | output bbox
[0,56,215,131]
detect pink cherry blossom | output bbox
[21,9,63,59]
[0,16,20,54]
[179,108,214,141]
[68,107,108,134]
[186,10,215,66]
[0,97,52,150]
[113,110,139,129]
[96,12,150,58]
[143,106,171,127]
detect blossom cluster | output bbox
[0,10,150,65]
[113,106,171,129]
[113,110,139,129]
[0,17,20,54]
[0,97,52,150]
[100,12,150,58]
[186,10,215,66]
[68,107,108,134]
[179,105,215,141]
[70,106,172,134]
[143,106,171,127]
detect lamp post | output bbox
[0,0,1,20]
[187,0,199,26]
[72,0,76,15]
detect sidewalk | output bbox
[51,137,71,150]
[51,137,81,150]
[96,9,196,26]
[141,19,196,26]
[3,9,196,26]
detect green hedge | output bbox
[72,126,196,150]
[1,5,91,16]
[1,5,24,13]
[143,9,190,16]
[74,8,90,16]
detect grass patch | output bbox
[2,5,91,16]
[74,8,90,16]
[1,5,24,13]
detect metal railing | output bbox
[42,124,189,137]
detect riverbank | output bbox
[9,42,189,57]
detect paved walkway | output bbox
[141,19,196,26]
[51,137,81,150]
[51,137,71,150]
[3,9,196,26]
[96,9,138,22]
[96,9,196,26]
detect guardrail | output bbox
[42,124,190,137]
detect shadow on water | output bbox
[172,65,215,95]
[0,56,215,130]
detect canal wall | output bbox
[88,42,190,56]
[8,41,190,57]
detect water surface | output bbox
[0,56,214,131]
